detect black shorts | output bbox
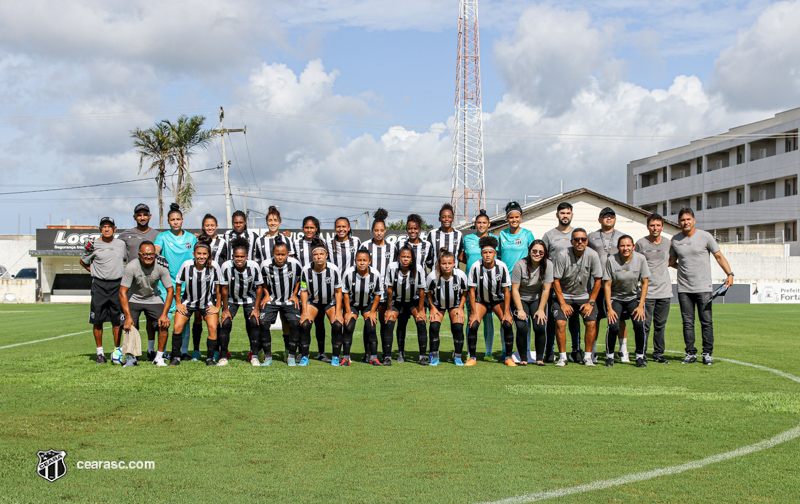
[89,278,124,325]
[185,306,213,318]
[311,300,336,313]
[227,302,256,320]
[347,303,375,316]
[552,298,598,322]
[128,302,164,328]
[476,299,503,311]
[390,299,419,315]
[261,303,302,325]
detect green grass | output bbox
[0,303,799,503]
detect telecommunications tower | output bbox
[451,0,486,224]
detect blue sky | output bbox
[1,0,799,233]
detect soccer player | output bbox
[299,239,343,366]
[467,236,513,367]
[461,209,499,361]
[294,216,321,268]
[426,250,468,366]
[80,217,126,364]
[635,214,672,364]
[396,214,433,271]
[341,249,384,366]
[224,210,260,261]
[169,238,223,366]
[191,213,228,359]
[259,237,303,366]
[255,206,296,264]
[511,240,552,366]
[384,244,428,365]
[587,207,626,363]
[361,208,395,360]
[552,228,603,367]
[119,241,174,366]
[426,203,463,270]
[117,203,160,359]
[498,201,534,362]
[541,202,580,363]
[219,238,264,366]
[154,203,197,360]
[669,208,734,365]
[327,217,361,273]
[603,236,650,367]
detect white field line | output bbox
[0,330,92,349]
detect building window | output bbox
[737,188,744,205]
[696,157,703,174]
[787,177,798,197]
[737,145,745,164]
[696,196,702,210]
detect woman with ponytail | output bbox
[462,209,500,361]
[425,249,468,366]
[362,208,396,361]
[255,206,295,264]
[298,239,343,366]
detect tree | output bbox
[130,122,172,227]
[386,219,433,230]
[164,115,216,215]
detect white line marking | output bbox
[0,330,92,349]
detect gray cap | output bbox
[99,216,115,227]
[133,203,150,214]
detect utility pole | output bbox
[233,186,261,228]
[218,106,246,228]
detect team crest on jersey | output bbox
[36,449,67,482]
[495,274,502,281]
[185,243,192,249]
[515,238,522,245]
[325,277,332,284]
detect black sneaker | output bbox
[544,352,556,363]
[397,352,405,363]
[147,350,156,361]
[96,354,107,364]
[206,358,217,366]
[383,356,392,366]
[316,353,332,363]
[635,357,646,368]
[568,349,583,363]
[180,353,191,361]
[702,353,714,365]
[681,354,697,364]
[169,357,181,366]
[653,355,669,364]
[418,356,430,366]
[604,357,614,367]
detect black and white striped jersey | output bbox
[425,228,463,269]
[294,238,316,268]
[341,266,384,309]
[467,260,512,304]
[396,237,433,272]
[301,262,342,305]
[224,229,261,262]
[175,259,222,310]
[210,236,228,267]
[385,262,426,303]
[255,233,296,264]
[261,257,303,305]
[327,236,362,273]
[361,239,396,278]
[219,260,263,305]
[425,269,469,310]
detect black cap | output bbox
[599,207,616,218]
[134,203,150,214]
[99,216,115,227]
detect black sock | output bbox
[429,321,441,352]
[502,320,514,357]
[171,332,182,357]
[383,320,395,358]
[287,321,300,355]
[192,323,203,351]
[300,321,312,358]
[332,320,344,358]
[467,321,480,358]
[365,320,378,357]
[416,319,428,355]
[206,338,218,358]
[343,319,355,357]
[452,322,464,357]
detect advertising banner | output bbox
[750,283,800,304]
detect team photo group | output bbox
[80,198,735,369]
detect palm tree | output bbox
[131,122,172,227]
[164,115,216,215]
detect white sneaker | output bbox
[555,356,568,367]
[511,351,521,363]
[620,351,630,363]
[250,357,260,366]
[584,355,595,367]
[218,358,229,366]
[153,358,167,367]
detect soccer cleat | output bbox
[261,358,273,366]
[123,358,137,367]
[397,352,405,363]
[653,356,669,364]
[681,354,697,364]
[287,357,297,367]
[218,358,229,366]
[453,357,464,366]
[418,356,430,366]
[180,353,191,361]
[568,349,583,363]
[555,356,568,367]
[619,351,630,363]
[518,361,528,366]
[250,357,261,366]
[153,358,167,367]
[429,356,440,366]
[504,358,517,367]
[96,354,107,364]
[226,351,231,359]
[169,357,181,366]
[370,358,382,366]
[635,357,646,368]
[298,356,309,366]
[340,357,352,367]
[330,356,339,367]
[605,358,614,367]
[192,350,201,361]
[483,354,496,362]
[702,353,714,365]
[247,351,253,362]
[317,353,332,363]
[583,355,595,367]
[464,357,477,367]
[213,351,220,362]
[206,358,217,366]
[544,352,556,363]
[147,350,156,361]
[383,356,392,366]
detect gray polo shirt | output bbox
[603,252,651,302]
[635,236,672,299]
[511,258,554,302]
[81,238,126,280]
[118,227,160,263]
[121,259,172,304]
[541,228,572,260]
[587,229,622,267]
[553,247,603,301]
[669,229,720,293]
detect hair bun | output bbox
[268,206,278,213]
[169,203,181,212]
[373,208,388,221]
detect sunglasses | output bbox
[573,237,588,242]
[530,250,545,256]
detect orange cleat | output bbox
[504,358,517,367]
[465,357,478,366]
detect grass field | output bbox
[1,303,799,503]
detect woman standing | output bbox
[396,214,433,271]
[384,244,427,365]
[461,209,499,361]
[425,249,468,366]
[259,237,303,366]
[327,217,361,273]
[340,248,384,366]
[299,239,343,367]
[255,206,296,264]
[219,238,264,366]
[425,203,463,270]
[604,235,650,367]
[224,210,260,261]
[294,216,321,269]
[362,208,396,361]
[511,241,552,366]
[192,213,228,359]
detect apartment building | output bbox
[627,108,800,245]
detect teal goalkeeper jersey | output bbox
[498,228,535,272]
[463,233,499,272]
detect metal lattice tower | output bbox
[451,0,486,224]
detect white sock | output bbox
[148,340,155,352]
[156,351,164,360]
[620,338,628,353]
[559,352,567,360]
[96,346,104,355]
[607,353,615,359]
[584,352,592,360]
[636,353,644,359]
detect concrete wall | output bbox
[0,279,36,303]
[0,235,36,276]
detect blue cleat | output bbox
[287,357,297,366]
[261,358,273,366]
[192,350,201,361]
[454,357,464,366]
[213,351,220,362]
[430,357,440,366]
[331,356,339,367]
[298,356,309,366]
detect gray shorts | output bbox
[129,302,165,328]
